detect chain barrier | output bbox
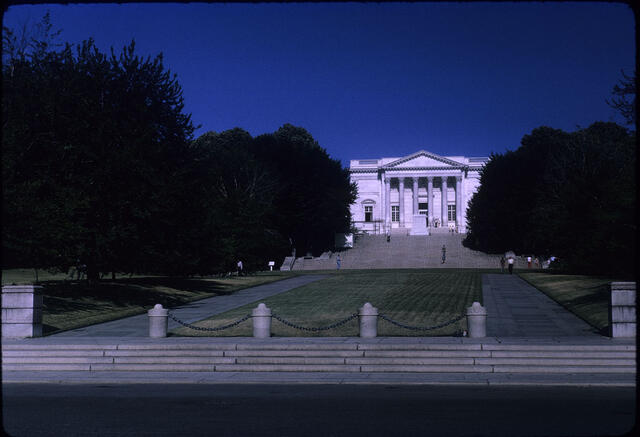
[168,312,251,332]
[168,310,467,334]
[378,313,466,331]
[272,313,359,332]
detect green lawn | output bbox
[172,269,485,337]
[518,272,619,334]
[2,268,71,284]
[1,270,292,335]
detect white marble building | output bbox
[349,150,488,235]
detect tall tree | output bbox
[252,124,357,256]
[2,18,196,279]
[465,122,635,277]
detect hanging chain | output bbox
[168,310,467,333]
[168,312,251,332]
[378,313,466,331]
[271,313,359,332]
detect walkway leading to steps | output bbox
[51,275,328,337]
[482,274,600,337]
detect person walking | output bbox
[507,256,514,274]
[500,256,506,273]
[441,245,446,264]
[336,254,341,270]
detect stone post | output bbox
[359,302,378,338]
[148,304,168,338]
[252,303,272,338]
[610,282,636,337]
[427,176,433,228]
[466,302,487,338]
[2,285,43,338]
[441,177,448,228]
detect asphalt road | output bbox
[2,383,636,437]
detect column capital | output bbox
[426,176,434,181]
[456,175,463,182]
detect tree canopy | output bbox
[2,16,355,278]
[464,122,635,277]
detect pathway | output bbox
[51,275,328,337]
[482,274,600,337]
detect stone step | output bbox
[4,348,633,360]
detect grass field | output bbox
[172,269,485,337]
[1,270,292,335]
[518,272,618,334]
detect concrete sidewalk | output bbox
[51,274,328,337]
[483,274,600,337]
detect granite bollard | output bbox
[359,302,378,338]
[466,302,487,338]
[2,285,43,338]
[148,304,168,338]
[252,303,272,338]
[610,282,636,338]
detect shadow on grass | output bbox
[40,277,232,315]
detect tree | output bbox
[464,122,635,277]
[252,124,357,256]
[2,17,197,279]
[607,70,636,126]
[189,128,287,272]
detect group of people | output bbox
[500,254,540,273]
[499,256,515,274]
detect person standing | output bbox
[527,256,532,268]
[237,260,243,276]
[500,256,506,273]
[336,254,341,270]
[508,257,514,274]
[441,245,446,264]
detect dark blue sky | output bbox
[4,2,635,166]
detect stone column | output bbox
[427,176,433,228]
[412,177,419,214]
[359,302,379,338]
[466,302,487,338]
[456,176,463,232]
[252,303,272,338]
[148,304,168,338]
[384,177,391,231]
[398,177,405,227]
[1,285,43,338]
[441,176,448,227]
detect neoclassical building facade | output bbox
[349,150,488,235]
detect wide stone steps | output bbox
[293,234,510,270]
[2,341,635,374]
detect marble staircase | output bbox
[291,233,520,270]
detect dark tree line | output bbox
[2,17,356,279]
[464,122,635,277]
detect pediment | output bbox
[383,150,465,169]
